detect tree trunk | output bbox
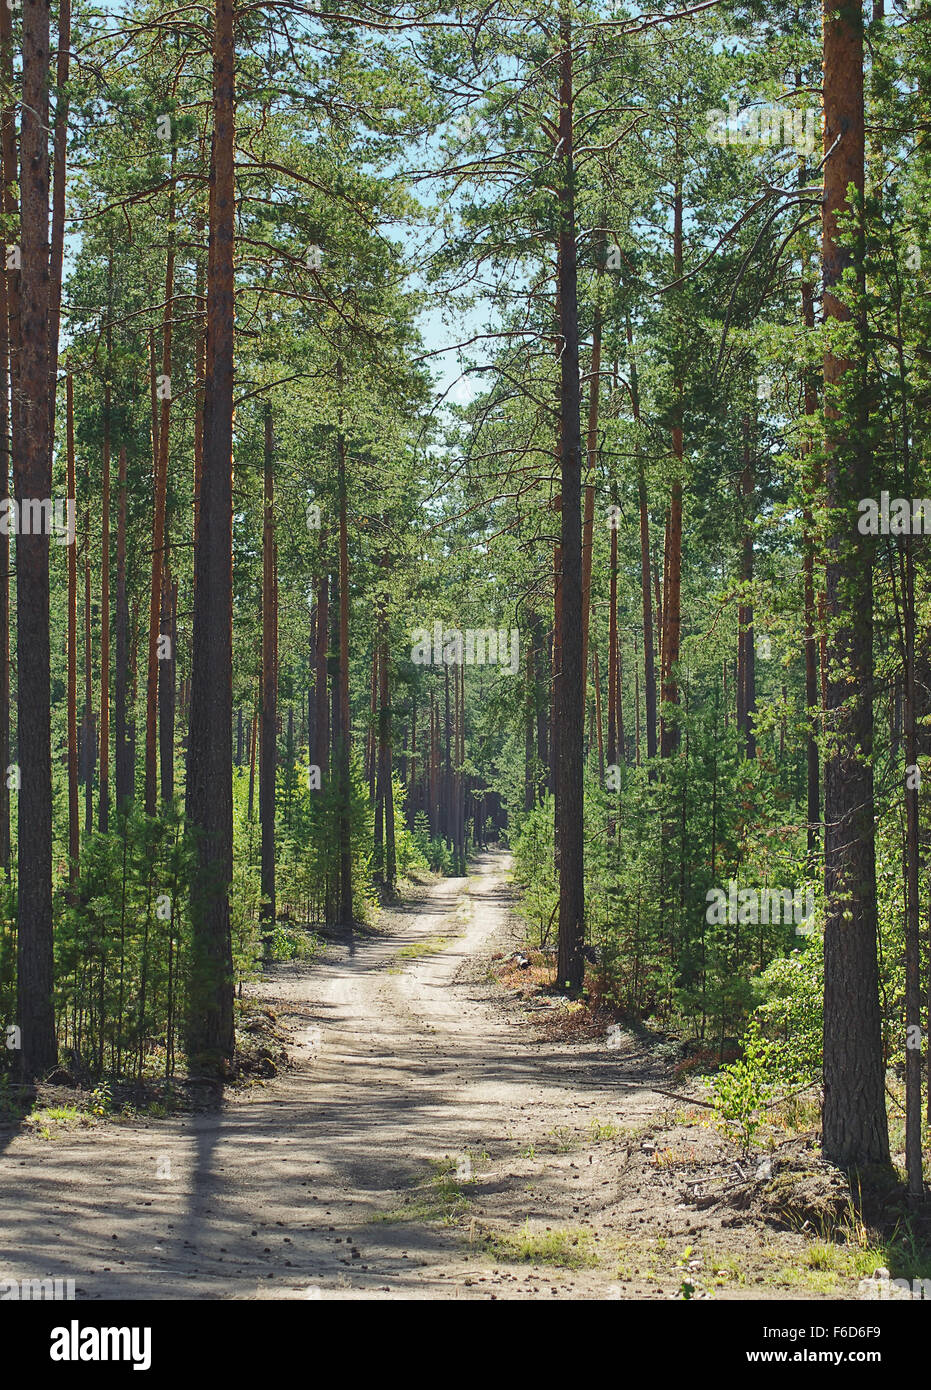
[66,376,78,873]
[820,0,889,1167]
[247,686,257,822]
[554,16,585,991]
[801,275,821,861]
[185,0,236,1072]
[628,316,657,761]
[0,0,19,875]
[336,411,352,924]
[115,444,132,812]
[377,607,395,892]
[736,415,756,760]
[47,0,68,435]
[16,0,56,1078]
[98,386,110,831]
[145,175,175,815]
[260,403,277,927]
[314,566,328,777]
[580,303,601,701]
[660,185,684,759]
[158,564,176,802]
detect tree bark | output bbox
[554,15,585,991]
[146,175,175,815]
[98,385,110,831]
[0,0,19,875]
[628,316,657,761]
[66,377,78,873]
[16,0,56,1078]
[47,0,68,435]
[114,444,132,812]
[185,0,235,1071]
[260,403,277,925]
[336,408,352,924]
[820,0,889,1167]
[736,414,756,760]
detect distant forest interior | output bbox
[3,0,931,1224]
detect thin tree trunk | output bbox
[660,188,684,759]
[158,563,176,802]
[336,403,352,925]
[802,275,821,861]
[737,414,756,760]
[145,173,175,815]
[83,460,94,836]
[115,444,132,812]
[580,302,601,701]
[260,404,277,926]
[607,498,618,767]
[628,316,657,761]
[554,14,585,991]
[903,535,922,1194]
[47,0,68,435]
[592,647,604,782]
[66,376,78,873]
[98,386,110,831]
[247,686,258,822]
[314,566,328,778]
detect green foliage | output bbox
[710,1021,777,1156]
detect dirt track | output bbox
[0,852,862,1300]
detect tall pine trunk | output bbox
[185,0,235,1072]
[820,0,889,1167]
[554,14,585,991]
[0,0,18,876]
[16,0,56,1078]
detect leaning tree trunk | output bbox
[15,0,56,1078]
[820,0,889,1167]
[185,0,235,1073]
[554,14,585,991]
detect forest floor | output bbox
[0,850,906,1301]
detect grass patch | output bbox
[396,935,450,961]
[478,1221,599,1270]
[369,1157,474,1226]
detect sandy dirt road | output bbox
[0,852,842,1300]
